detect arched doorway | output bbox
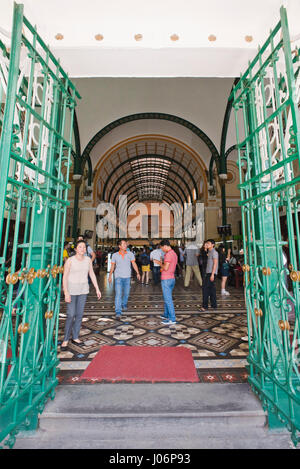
[72,114,240,245]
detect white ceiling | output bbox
[1,0,300,77]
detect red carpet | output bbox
[80,346,199,383]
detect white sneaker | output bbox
[221,290,230,296]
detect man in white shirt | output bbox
[150,244,163,284]
[184,242,202,288]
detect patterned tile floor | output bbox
[57,272,248,384]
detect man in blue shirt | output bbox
[108,239,140,317]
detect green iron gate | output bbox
[0,4,79,447]
[231,7,300,445]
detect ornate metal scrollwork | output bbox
[0,4,79,448]
[231,6,300,446]
[6,265,64,285]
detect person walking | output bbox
[201,239,218,311]
[184,242,202,288]
[77,234,96,285]
[150,244,163,285]
[108,239,141,317]
[77,235,96,263]
[61,240,101,351]
[158,239,178,325]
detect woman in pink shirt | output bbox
[158,239,178,325]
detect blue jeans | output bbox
[115,277,131,316]
[161,278,176,321]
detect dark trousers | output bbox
[153,266,161,284]
[202,274,217,309]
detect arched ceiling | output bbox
[2,0,300,77]
[93,137,206,207]
[88,115,218,176]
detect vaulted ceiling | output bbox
[93,137,206,207]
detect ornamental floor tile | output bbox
[57,272,249,383]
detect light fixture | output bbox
[55,33,64,40]
[95,34,104,41]
[170,34,179,41]
[245,35,253,43]
[208,34,216,42]
[134,34,143,41]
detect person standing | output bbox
[140,247,151,285]
[219,245,230,295]
[150,244,163,285]
[96,248,102,269]
[179,245,185,271]
[173,246,182,278]
[63,241,70,264]
[61,240,101,350]
[158,239,178,325]
[184,242,202,288]
[108,239,141,317]
[199,245,208,280]
[201,239,218,311]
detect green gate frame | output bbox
[0,3,80,448]
[231,6,300,445]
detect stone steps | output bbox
[13,383,294,449]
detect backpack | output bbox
[140,253,149,266]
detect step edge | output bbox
[41,410,266,419]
